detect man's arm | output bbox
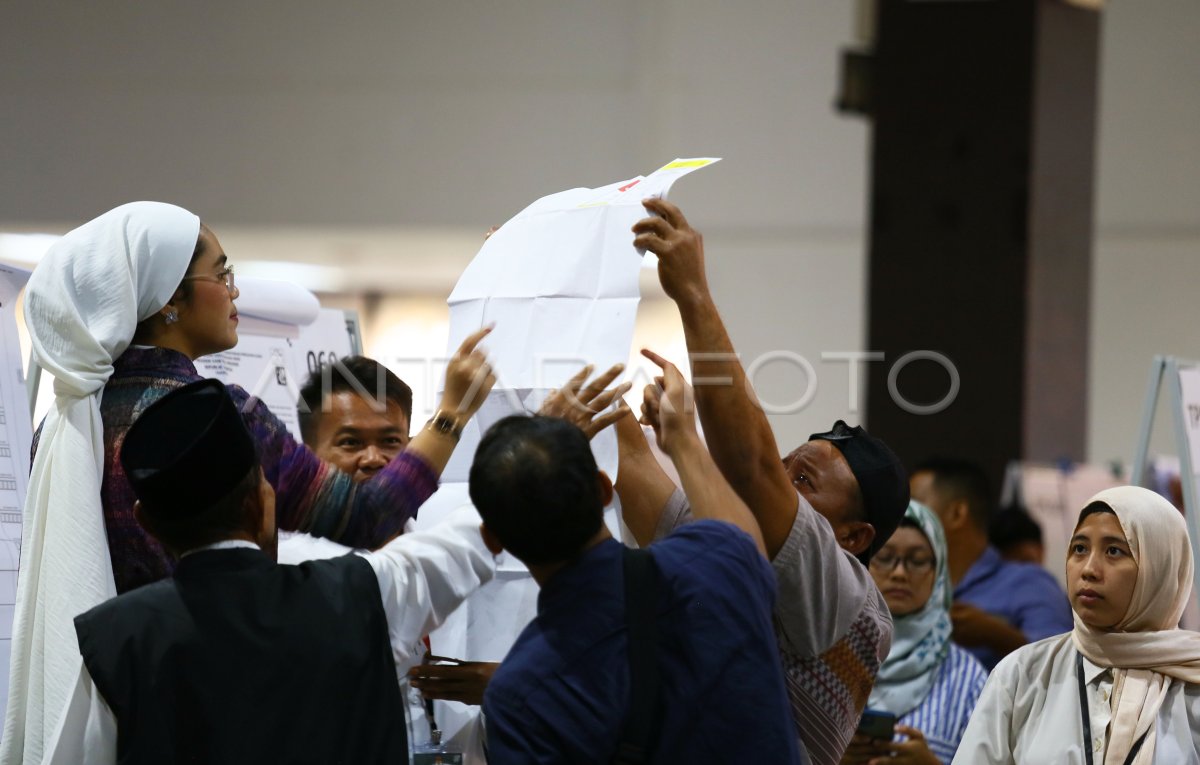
[950,603,1029,659]
[1012,571,1075,642]
[953,569,1073,659]
[613,404,678,547]
[407,660,498,706]
[633,199,797,557]
[359,506,497,672]
[640,349,766,556]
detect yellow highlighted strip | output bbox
[660,159,714,170]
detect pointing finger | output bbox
[455,325,494,357]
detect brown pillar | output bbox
[862,0,1101,492]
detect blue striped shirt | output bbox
[899,644,989,763]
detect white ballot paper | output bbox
[447,157,719,389]
[442,157,720,482]
[422,159,719,762]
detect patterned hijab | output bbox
[868,500,952,717]
[1071,486,1200,765]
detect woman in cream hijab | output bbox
[953,486,1200,764]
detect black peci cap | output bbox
[121,379,258,516]
[809,420,909,565]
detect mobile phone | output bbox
[856,709,897,740]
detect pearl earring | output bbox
[164,309,179,325]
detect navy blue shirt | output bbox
[482,521,803,765]
[954,545,1073,669]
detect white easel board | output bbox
[1131,355,1200,623]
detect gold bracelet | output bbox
[426,410,466,441]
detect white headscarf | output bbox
[0,202,199,765]
[1070,485,1200,765]
[868,500,952,717]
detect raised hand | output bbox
[440,326,497,419]
[638,349,696,456]
[638,347,766,556]
[632,198,710,308]
[537,363,632,439]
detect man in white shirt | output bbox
[44,379,497,765]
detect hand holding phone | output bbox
[856,708,897,741]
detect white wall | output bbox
[1089,0,1200,467]
[1,0,1197,466]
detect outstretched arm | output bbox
[613,405,678,547]
[361,506,497,672]
[640,349,766,557]
[632,200,797,557]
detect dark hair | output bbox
[1076,501,1115,527]
[140,462,263,554]
[896,516,935,551]
[913,457,993,531]
[130,223,208,344]
[297,356,414,444]
[990,504,1043,550]
[469,415,604,565]
[174,221,211,302]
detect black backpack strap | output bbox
[613,546,662,765]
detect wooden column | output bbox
[862,0,1101,490]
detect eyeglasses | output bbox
[182,266,236,295]
[869,552,934,574]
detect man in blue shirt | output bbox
[472,352,803,765]
[910,458,1073,669]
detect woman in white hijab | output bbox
[953,486,1200,764]
[1,203,495,764]
[842,501,988,765]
